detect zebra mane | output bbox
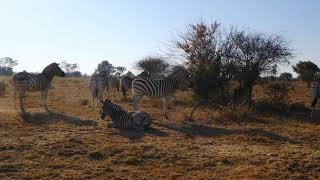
[167,66,188,77]
[42,63,59,73]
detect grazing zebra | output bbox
[311,81,320,119]
[12,63,65,114]
[100,99,152,131]
[105,75,120,98]
[120,71,150,101]
[89,73,106,109]
[132,66,192,119]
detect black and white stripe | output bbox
[89,73,106,109]
[132,66,192,119]
[100,99,151,131]
[12,62,65,114]
[120,71,150,101]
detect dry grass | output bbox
[0,76,319,179]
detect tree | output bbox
[125,71,135,78]
[114,66,126,75]
[293,61,319,87]
[228,29,293,107]
[0,57,18,76]
[279,72,293,81]
[95,60,115,76]
[60,61,79,76]
[135,57,169,76]
[176,21,237,103]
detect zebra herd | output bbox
[10,62,319,129]
[10,62,192,131]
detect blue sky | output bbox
[0,0,319,75]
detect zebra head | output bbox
[43,63,66,77]
[100,99,112,120]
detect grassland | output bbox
[0,76,319,179]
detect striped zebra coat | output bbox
[120,71,150,101]
[12,63,65,114]
[100,99,151,131]
[132,66,192,119]
[89,73,106,109]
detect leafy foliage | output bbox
[0,57,18,76]
[279,72,293,81]
[293,61,319,87]
[136,57,169,76]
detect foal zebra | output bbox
[132,66,192,119]
[100,99,152,131]
[12,63,65,114]
[120,71,150,101]
[89,73,106,109]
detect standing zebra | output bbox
[12,63,65,114]
[100,99,152,131]
[311,81,320,119]
[132,66,192,119]
[89,73,106,109]
[120,71,150,102]
[105,75,120,98]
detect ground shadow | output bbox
[21,112,97,126]
[107,127,168,140]
[153,121,297,143]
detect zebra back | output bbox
[100,99,151,130]
[132,66,192,97]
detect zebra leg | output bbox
[18,95,26,114]
[162,97,169,119]
[133,94,143,111]
[40,91,44,108]
[122,87,127,102]
[310,97,318,119]
[43,90,49,112]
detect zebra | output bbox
[100,99,152,131]
[12,62,65,114]
[105,75,120,98]
[89,73,106,109]
[132,66,192,119]
[120,71,150,102]
[311,81,320,119]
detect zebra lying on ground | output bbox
[120,71,150,102]
[100,99,152,131]
[311,81,319,119]
[12,62,65,114]
[89,73,106,109]
[132,66,192,119]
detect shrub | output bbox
[263,81,294,105]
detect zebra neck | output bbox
[42,71,55,82]
[166,74,179,89]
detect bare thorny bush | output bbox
[174,21,293,120]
